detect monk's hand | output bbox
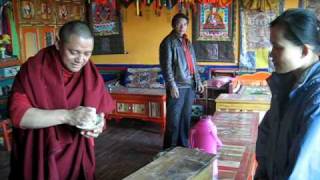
[67,106,97,130]
[80,113,105,138]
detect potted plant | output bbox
[0,34,11,59]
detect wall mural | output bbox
[18,0,84,25]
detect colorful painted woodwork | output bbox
[13,0,85,61]
[124,147,216,180]
[215,93,271,112]
[107,87,166,134]
[213,111,259,180]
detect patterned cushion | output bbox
[124,68,165,88]
[208,76,233,88]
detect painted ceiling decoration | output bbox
[90,0,234,16]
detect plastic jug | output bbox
[190,115,222,154]
[189,115,223,179]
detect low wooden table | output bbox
[124,147,215,180]
[215,93,271,112]
[212,111,260,180]
[107,87,166,134]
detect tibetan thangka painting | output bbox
[90,1,120,36]
[89,1,125,54]
[196,4,232,41]
[192,2,236,62]
[239,0,284,71]
[239,11,277,70]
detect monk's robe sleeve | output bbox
[9,91,32,128]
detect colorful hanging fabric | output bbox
[136,0,139,15]
[166,0,174,9]
[96,0,108,4]
[216,0,233,7]
[1,2,11,54]
[7,4,20,58]
[239,0,281,71]
[94,0,117,12]
[153,0,161,16]
[197,0,233,8]
[177,0,197,15]
[0,5,3,34]
[146,0,154,6]
[0,1,20,58]
[241,0,274,11]
[117,0,134,8]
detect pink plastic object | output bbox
[190,115,223,154]
[189,115,223,179]
[208,76,233,88]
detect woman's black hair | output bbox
[270,8,320,53]
[59,20,93,43]
[171,13,189,28]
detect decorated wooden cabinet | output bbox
[19,26,56,61]
[107,87,166,134]
[13,0,85,61]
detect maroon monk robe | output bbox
[9,46,115,180]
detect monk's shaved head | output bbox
[58,20,93,43]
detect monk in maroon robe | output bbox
[8,21,115,180]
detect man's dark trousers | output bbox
[163,87,195,149]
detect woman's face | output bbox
[270,25,304,74]
[174,18,188,37]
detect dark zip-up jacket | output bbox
[159,31,202,89]
[255,61,320,180]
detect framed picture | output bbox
[195,4,233,41]
[89,2,121,36]
[39,1,55,23]
[192,3,236,62]
[88,2,125,54]
[19,0,36,23]
[56,2,84,25]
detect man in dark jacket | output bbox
[159,13,204,149]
